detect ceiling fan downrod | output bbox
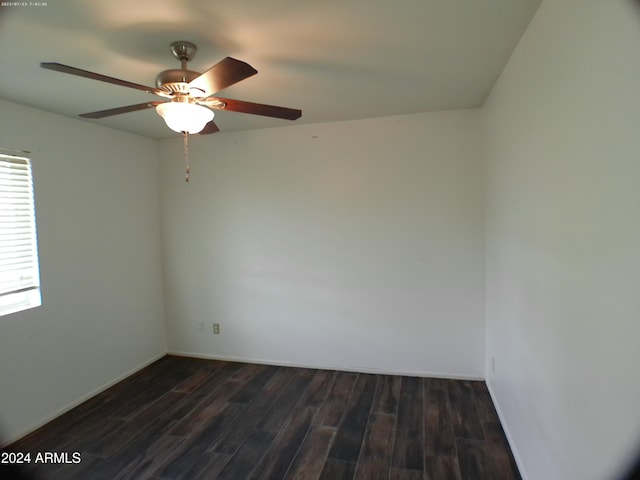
[156,41,201,94]
[170,40,198,70]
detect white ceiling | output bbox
[0,0,541,140]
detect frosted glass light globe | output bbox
[156,102,214,134]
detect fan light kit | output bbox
[40,41,302,181]
[156,102,214,134]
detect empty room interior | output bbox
[1,1,639,479]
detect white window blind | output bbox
[0,152,41,315]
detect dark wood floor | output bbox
[2,355,520,480]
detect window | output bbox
[0,152,41,316]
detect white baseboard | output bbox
[167,350,485,381]
[486,379,528,480]
[3,350,167,447]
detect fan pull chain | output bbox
[182,131,190,182]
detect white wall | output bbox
[159,110,485,379]
[483,1,640,479]
[0,100,167,444]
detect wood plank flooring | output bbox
[2,355,521,480]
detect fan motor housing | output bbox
[156,69,201,94]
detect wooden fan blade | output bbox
[206,96,302,120]
[40,62,166,96]
[199,121,220,135]
[188,57,257,97]
[79,102,163,119]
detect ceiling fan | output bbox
[40,40,302,136]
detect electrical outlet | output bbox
[213,323,220,334]
[196,320,204,331]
